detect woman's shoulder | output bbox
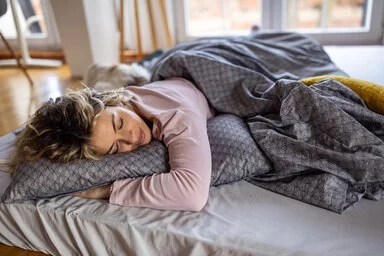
[129,78,205,108]
[144,77,198,92]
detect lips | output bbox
[139,128,145,145]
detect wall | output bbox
[51,0,119,77]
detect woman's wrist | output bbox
[73,183,113,199]
[101,183,113,199]
[109,183,114,197]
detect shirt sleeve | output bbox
[109,81,212,211]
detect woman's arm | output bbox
[109,79,213,211]
[74,133,211,211]
[73,129,211,211]
[110,130,212,211]
[74,78,213,211]
[73,183,112,199]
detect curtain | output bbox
[119,0,175,54]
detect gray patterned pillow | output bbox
[2,114,270,203]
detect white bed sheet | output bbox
[1,171,384,256]
[1,46,384,256]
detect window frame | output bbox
[173,0,384,45]
[0,0,61,50]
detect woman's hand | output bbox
[73,183,112,199]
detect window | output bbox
[173,0,384,45]
[284,0,368,30]
[0,0,61,50]
[186,0,261,36]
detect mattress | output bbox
[1,45,384,255]
[1,170,384,256]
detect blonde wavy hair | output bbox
[7,87,132,173]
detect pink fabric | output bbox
[109,78,215,211]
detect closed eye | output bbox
[119,117,124,129]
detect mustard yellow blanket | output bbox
[301,75,384,114]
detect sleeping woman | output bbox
[10,78,216,211]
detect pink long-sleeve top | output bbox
[109,78,215,211]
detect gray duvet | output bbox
[151,32,384,213]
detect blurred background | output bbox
[0,0,383,137]
[187,0,367,35]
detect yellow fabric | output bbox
[300,75,384,114]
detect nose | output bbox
[119,127,135,143]
[116,128,136,152]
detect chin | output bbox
[145,133,152,144]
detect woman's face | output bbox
[91,105,152,155]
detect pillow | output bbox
[2,114,271,203]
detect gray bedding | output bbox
[3,114,268,203]
[151,32,384,213]
[3,32,383,213]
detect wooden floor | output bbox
[0,243,49,256]
[0,65,83,136]
[0,65,81,255]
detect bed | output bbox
[1,34,384,256]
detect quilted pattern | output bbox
[2,114,266,203]
[301,75,384,114]
[150,32,384,213]
[4,32,384,214]
[249,173,361,213]
[209,114,270,185]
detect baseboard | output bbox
[0,50,150,64]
